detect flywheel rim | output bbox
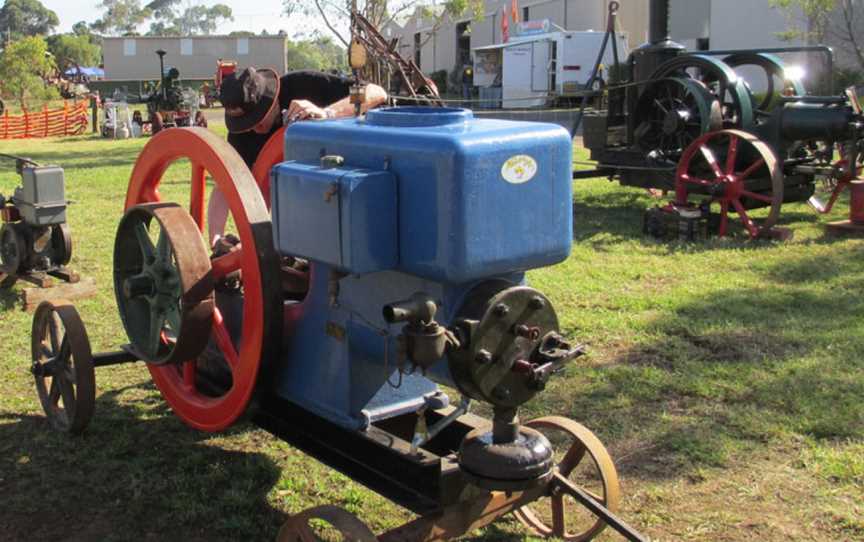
[276,505,378,542]
[125,127,283,432]
[513,416,621,542]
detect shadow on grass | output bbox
[0,383,286,542]
[546,245,864,480]
[0,285,21,311]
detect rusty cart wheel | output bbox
[124,127,282,432]
[675,129,784,238]
[277,505,378,542]
[114,202,214,365]
[30,300,95,434]
[514,417,621,542]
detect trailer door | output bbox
[531,40,552,92]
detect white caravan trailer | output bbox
[473,21,630,109]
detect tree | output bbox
[92,0,152,36]
[283,0,482,47]
[145,0,233,36]
[0,36,58,108]
[772,0,864,71]
[46,34,101,73]
[771,0,836,44]
[0,0,59,41]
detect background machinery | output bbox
[0,155,75,289]
[29,107,647,540]
[578,0,864,239]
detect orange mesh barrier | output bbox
[0,101,89,139]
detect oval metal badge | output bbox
[501,155,538,184]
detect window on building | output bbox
[523,7,529,21]
[237,38,249,55]
[414,32,421,67]
[181,39,193,56]
[123,39,136,56]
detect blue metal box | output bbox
[280,107,573,283]
[271,162,398,275]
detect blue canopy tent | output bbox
[64,67,105,78]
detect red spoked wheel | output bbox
[251,126,286,208]
[809,157,864,214]
[675,129,784,238]
[125,127,283,432]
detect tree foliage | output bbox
[285,36,348,71]
[0,0,59,41]
[145,0,233,36]
[91,0,151,36]
[46,34,102,73]
[0,36,58,108]
[283,0,483,47]
[771,0,864,71]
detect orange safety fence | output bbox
[0,101,89,139]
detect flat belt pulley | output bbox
[651,54,755,130]
[122,127,283,432]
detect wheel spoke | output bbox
[156,228,172,262]
[719,201,730,237]
[48,376,61,404]
[211,249,243,281]
[48,314,62,354]
[680,174,713,186]
[165,304,182,335]
[551,494,566,538]
[559,442,587,477]
[740,157,766,181]
[134,222,156,263]
[732,199,760,238]
[147,305,166,357]
[741,190,775,203]
[700,145,724,178]
[212,308,239,370]
[725,134,739,175]
[190,164,206,232]
[58,373,76,412]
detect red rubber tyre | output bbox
[125,127,283,431]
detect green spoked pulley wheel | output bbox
[113,202,214,364]
[652,54,755,130]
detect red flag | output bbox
[511,0,520,24]
[501,6,510,42]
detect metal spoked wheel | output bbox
[514,417,621,542]
[652,54,755,130]
[276,505,378,542]
[634,77,722,157]
[114,203,215,364]
[675,129,784,238]
[724,53,806,116]
[31,300,95,434]
[125,127,282,432]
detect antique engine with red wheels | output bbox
[579,0,864,239]
[29,108,648,541]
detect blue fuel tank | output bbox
[273,107,573,282]
[269,108,574,430]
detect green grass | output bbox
[0,128,862,541]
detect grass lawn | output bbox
[0,123,862,542]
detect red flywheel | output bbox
[675,129,784,238]
[124,128,283,431]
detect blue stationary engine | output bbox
[269,107,580,487]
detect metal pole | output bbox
[649,0,671,44]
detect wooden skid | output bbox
[22,276,97,312]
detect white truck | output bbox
[473,21,630,109]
